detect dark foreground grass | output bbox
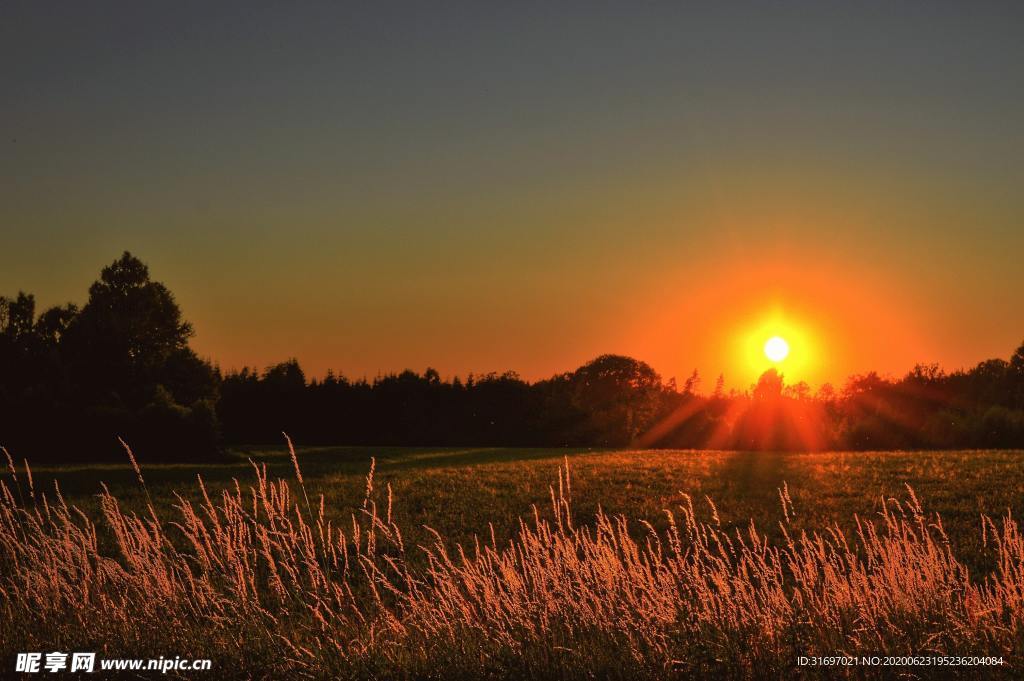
[24,446,1024,572]
[3,446,1024,679]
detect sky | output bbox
[2,1,1023,389]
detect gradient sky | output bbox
[3,2,1023,389]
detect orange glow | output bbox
[739,313,815,385]
[625,253,933,392]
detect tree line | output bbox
[2,253,1023,461]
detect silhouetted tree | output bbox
[157,339,1024,452]
[682,369,700,396]
[64,252,197,405]
[1010,341,1024,408]
[752,369,783,401]
[712,374,725,399]
[5,252,1024,457]
[0,253,218,461]
[569,355,662,446]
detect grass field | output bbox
[4,446,1024,678]
[27,445,1024,571]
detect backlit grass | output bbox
[3,445,1023,678]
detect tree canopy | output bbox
[0,252,218,460]
[2,253,1024,461]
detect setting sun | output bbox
[764,336,790,362]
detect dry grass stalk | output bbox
[0,452,1022,680]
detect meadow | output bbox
[3,445,1024,679]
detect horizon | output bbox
[9,248,1024,394]
[4,2,1024,389]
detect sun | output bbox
[733,311,817,386]
[764,336,790,362]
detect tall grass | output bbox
[1,445,1022,679]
